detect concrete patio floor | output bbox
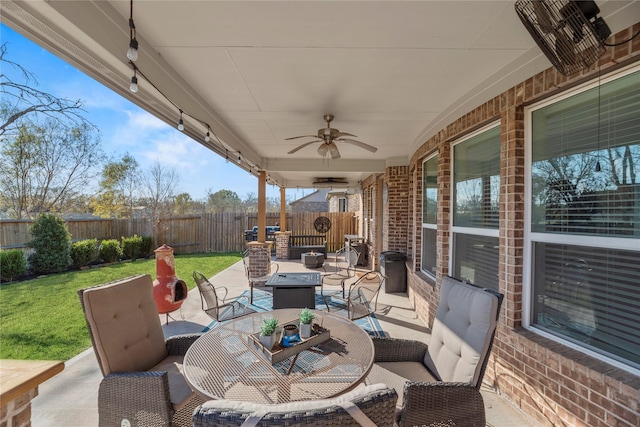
[32,256,537,426]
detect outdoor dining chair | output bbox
[321,246,359,298]
[366,276,504,427]
[192,383,398,427]
[77,274,205,427]
[325,270,384,320]
[192,270,250,321]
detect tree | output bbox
[174,192,204,214]
[206,189,242,212]
[90,154,141,217]
[0,43,103,218]
[27,213,71,274]
[1,43,89,137]
[142,161,179,220]
[0,120,103,218]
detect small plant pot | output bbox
[259,333,278,350]
[300,323,312,339]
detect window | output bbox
[363,187,374,242]
[528,69,640,369]
[451,125,501,290]
[338,198,347,212]
[421,155,438,277]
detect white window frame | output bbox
[421,153,438,278]
[522,64,640,375]
[449,123,501,280]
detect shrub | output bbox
[139,235,154,258]
[27,214,71,274]
[70,239,98,268]
[0,249,27,282]
[99,239,123,263]
[121,235,143,260]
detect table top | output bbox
[183,309,374,403]
[0,359,64,402]
[265,272,321,287]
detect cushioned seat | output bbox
[78,274,204,426]
[367,276,503,427]
[192,383,398,427]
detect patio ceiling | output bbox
[3,1,639,189]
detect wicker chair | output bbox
[326,270,384,320]
[366,276,504,427]
[321,246,359,298]
[192,271,250,321]
[192,383,398,427]
[77,274,205,427]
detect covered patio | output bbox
[31,256,536,426]
[3,1,640,425]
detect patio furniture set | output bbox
[78,254,502,426]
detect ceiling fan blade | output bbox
[335,132,356,138]
[338,138,378,153]
[287,140,321,154]
[285,135,318,141]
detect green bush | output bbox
[70,239,98,268]
[121,235,142,260]
[99,239,123,263]
[140,235,154,258]
[0,249,27,282]
[27,214,71,274]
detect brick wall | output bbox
[245,242,272,280]
[370,21,640,427]
[0,389,36,427]
[383,166,409,252]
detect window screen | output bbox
[531,71,640,237]
[529,69,640,368]
[452,126,501,291]
[421,155,438,277]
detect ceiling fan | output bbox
[286,114,377,160]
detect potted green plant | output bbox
[299,308,315,339]
[259,317,280,350]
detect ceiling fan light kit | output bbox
[286,114,377,158]
[515,0,611,76]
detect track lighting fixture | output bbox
[177,110,184,131]
[237,152,242,164]
[126,0,139,61]
[205,127,211,143]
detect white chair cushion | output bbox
[198,383,390,414]
[150,355,195,410]
[423,277,499,386]
[82,274,168,376]
[366,362,436,411]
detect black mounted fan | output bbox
[515,0,611,76]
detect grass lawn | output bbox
[0,252,242,361]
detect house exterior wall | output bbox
[290,201,328,212]
[383,166,409,252]
[362,22,640,427]
[327,193,360,212]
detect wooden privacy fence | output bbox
[0,212,358,255]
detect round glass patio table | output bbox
[183,309,374,404]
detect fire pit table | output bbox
[301,252,324,268]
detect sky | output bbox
[0,24,312,201]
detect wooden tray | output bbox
[248,320,330,366]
